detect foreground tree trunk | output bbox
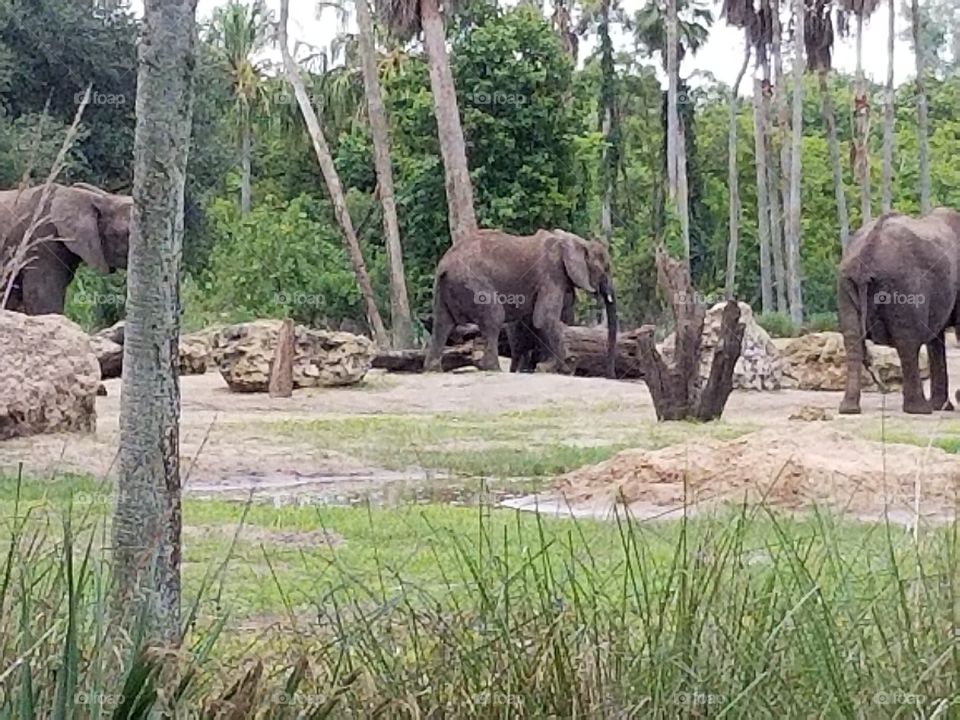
[113,0,198,645]
[665,0,679,205]
[881,0,895,212]
[420,0,477,245]
[785,0,805,324]
[240,115,251,214]
[911,0,931,213]
[752,77,774,313]
[356,0,413,348]
[819,70,851,249]
[725,44,750,299]
[636,248,744,421]
[279,0,388,346]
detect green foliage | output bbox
[803,311,840,334]
[756,311,798,338]
[185,194,365,329]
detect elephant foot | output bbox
[902,397,932,415]
[478,356,501,372]
[423,356,443,373]
[838,397,861,415]
[933,398,955,411]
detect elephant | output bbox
[506,289,574,372]
[424,228,617,376]
[838,207,960,415]
[1,182,132,315]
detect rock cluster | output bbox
[661,302,782,391]
[0,311,100,439]
[779,332,928,391]
[90,321,214,378]
[213,320,375,392]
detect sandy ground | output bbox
[4,348,960,518]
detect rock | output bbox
[178,330,212,375]
[661,302,782,391]
[789,405,832,421]
[268,318,295,397]
[214,320,375,392]
[97,383,108,397]
[94,320,125,346]
[780,332,928,391]
[0,311,100,440]
[89,335,123,379]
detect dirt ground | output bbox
[4,348,960,520]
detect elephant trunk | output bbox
[598,276,617,379]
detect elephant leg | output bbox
[928,333,953,410]
[898,343,931,414]
[21,251,74,315]
[476,305,505,372]
[508,320,539,373]
[424,300,454,372]
[531,289,570,374]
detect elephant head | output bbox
[552,229,619,377]
[52,184,133,273]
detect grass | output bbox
[261,408,754,477]
[859,419,960,455]
[2,469,960,716]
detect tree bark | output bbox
[677,118,691,261]
[356,0,413,348]
[881,0,895,213]
[911,0,931,213]
[819,71,851,250]
[268,317,294,397]
[752,77,774,313]
[113,0,198,646]
[854,14,872,222]
[278,0,388,347]
[771,0,790,221]
[420,0,477,245]
[240,113,251,215]
[725,44,750,299]
[762,54,787,312]
[785,0,805,325]
[665,0,679,204]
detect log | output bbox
[268,318,294,397]
[372,343,478,372]
[563,326,644,379]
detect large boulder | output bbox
[780,331,928,391]
[661,302,782,390]
[214,320,375,392]
[0,312,100,440]
[89,335,124,379]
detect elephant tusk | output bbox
[605,293,613,304]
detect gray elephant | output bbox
[1,182,132,315]
[425,228,617,376]
[838,208,960,415]
[506,289,574,372]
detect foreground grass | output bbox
[261,408,754,477]
[2,472,960,716]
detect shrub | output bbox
[803,311,839,333]
[756,311,798,338]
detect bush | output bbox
[756,311,798,338]
[64,266,127,332]
[185,195,368,329]
[802,311,839,334]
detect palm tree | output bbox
[805,0,851,249]
[910,0,931,213]
[209,0,270,215]
[785,0,805,324]
[114,0,198,644]
[881,0,895,211]
[842,0,881,223]
[354,0,414,347]
[278,0,389,346]
[376,0,477,245]
[769,0,789,311]
[725,39,751,298]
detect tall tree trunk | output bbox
[820,70,851,250]
[356,0,413,348]
[279,0,388,346]
[420,0,477,245]
[762,58,787,312]
[785,0,805,325]
[854,14,872,222]
[752,77,774,313]
[911,0,931,213]
[599,0,614,246]
[725,44,750,299]
[665,0,679,202]
[240,115,251,215]
[771,0,790,235]
[881,0,895,212]
[113,0,198,646]
[678,119,691,261]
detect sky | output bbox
[130,0,919,88]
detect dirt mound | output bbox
[555,425,960,518]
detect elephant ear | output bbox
[557,233,595,293]
[50,187,110,274]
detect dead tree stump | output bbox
[636,248,744,421]
[268,318,295,397]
